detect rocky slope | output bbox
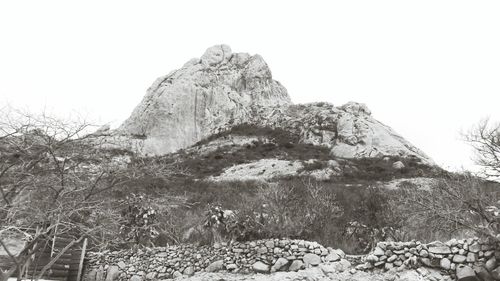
[116,45,290,155]
[109,45,434,166]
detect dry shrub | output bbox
[392,174,500,242]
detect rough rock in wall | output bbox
[359,237,500,281]
[83,237,499,281]
[84,239,345,281]
[111,45,434,165]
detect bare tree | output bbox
[0,107,132,281]
[464,118,500,179]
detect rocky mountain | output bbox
[117,45,290,155]
[110,44,434,168]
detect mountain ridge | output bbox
[104,44,434,166]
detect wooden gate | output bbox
[26,235,88,281]
[0,234,87,281]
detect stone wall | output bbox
[359,237,499,280]
[84,239,348,281]
[84,237,500,281]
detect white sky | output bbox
[1,1,499,171]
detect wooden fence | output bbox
[0,234,87,281]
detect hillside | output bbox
[100,44,434,168]
[3,45,499,281]
[88,45,452,249]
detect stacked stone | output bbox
[84,239,348,281]
[361,237,500,281]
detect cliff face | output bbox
[114,45,433,165]
[117,45,291,155]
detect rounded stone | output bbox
[303,253,321,267]
[252,261,270,273]
[456,265,479,281]
[440,258,451,270]
[288,260,304,272]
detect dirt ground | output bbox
[175,266,452,281]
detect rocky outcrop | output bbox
[250,102,434,164]
[116,44,290,155]
[210,159,304,182]
[111,45,434,165]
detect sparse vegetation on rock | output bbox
[2,45,500,281]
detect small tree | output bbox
[464,118,500,180]
[119,194,159,246]
[396,174,500,242]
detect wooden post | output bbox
[51,224,58,257]
[76,238,87,281]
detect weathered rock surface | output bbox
[252,261,270,273]
[210,159,304,181]
[206,260,224,272]
[456,265,479,281]
[116,44,290,156]
[110,45,434,165]
[288,260,304,272]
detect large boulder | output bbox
[456,265,479,281]
[331,259,352,272]
[490,266,500,280]
[206,260,224,272]
[325,252,341,262]
[183,266,195,276]
[271,257,289,272]
[288,260,305,272]
[129,276,142,281]
[303,253,321,267]
[440,258,451,270]
[475,266,494,281]
[486,257,498,272]
[252,261,270,273]
[428,242,451,255]
[104,266,120,281]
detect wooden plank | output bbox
[0,255,15,269]
[24,275,68,281]
[76,238,87,281]
[54,240,75,245]
[36,253,74,259]
[26,269,69,276]
[51,258,80,264]
[51,231,57,257]
[44,264,71,270]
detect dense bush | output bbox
[178,178,400,254]
[340,156,445,182]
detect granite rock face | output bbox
[117,44,290,155]
[113,45,434,164]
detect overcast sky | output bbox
[1,1,499,171]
